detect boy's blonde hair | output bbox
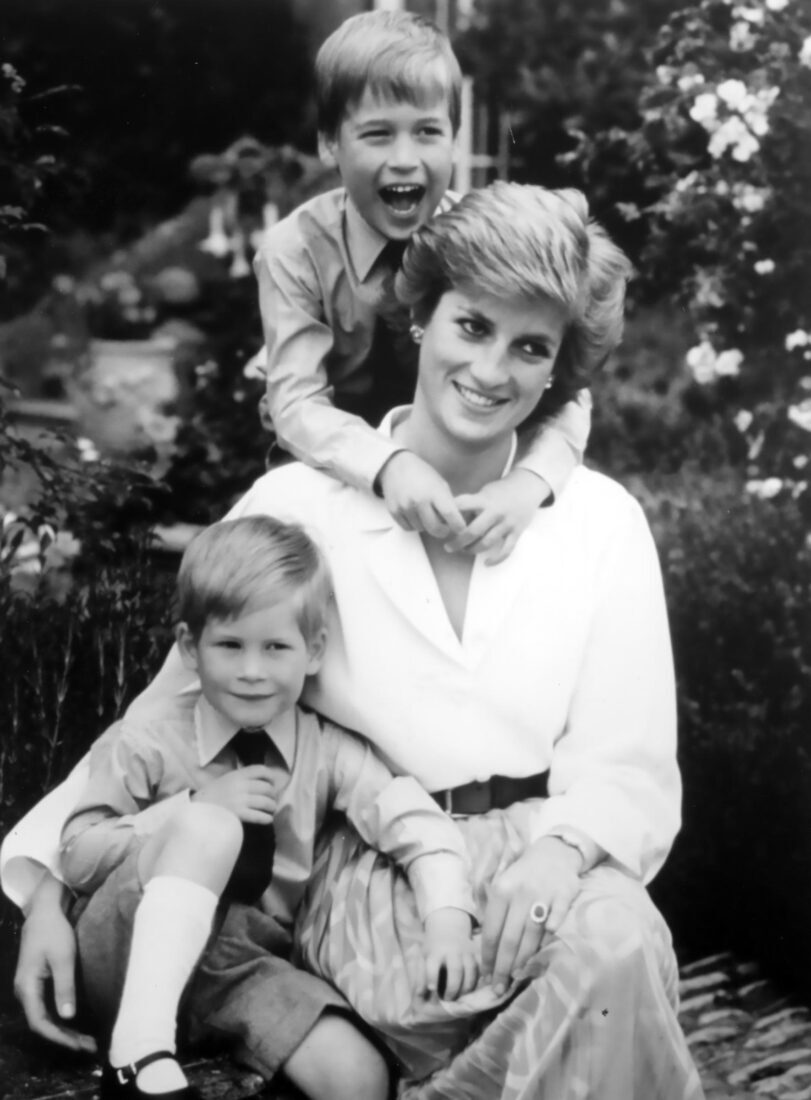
[177,515,332,644]
[397,181,633,421]
[316,10,463,138]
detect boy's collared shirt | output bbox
[255,187,591,495]
[59,693,475,928]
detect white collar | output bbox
[194,694,297,769]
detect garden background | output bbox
[1,0,810,1040]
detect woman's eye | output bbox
[519,341,552,359]
[459,318,488,338]
[218,640,241,650]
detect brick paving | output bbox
[2,951,810,1099]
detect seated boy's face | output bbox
[180,599,325,731]
[324,87,456,242]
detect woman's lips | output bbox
[453,381,508,410]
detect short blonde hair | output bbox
[177,516,331,644]
[316,10,463,138]
[397,182,632,420]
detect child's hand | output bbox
[449,469,552,565]
[421,908,478,1001]
[377,451,466,539]
[193,767,277,824]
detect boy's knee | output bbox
[284,1013,390,1100]
[166,800,243,859]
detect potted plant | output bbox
[71,269,179,460]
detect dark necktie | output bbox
[223,728,276,904]
[365,239,418,422]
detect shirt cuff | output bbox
[407,852,477,924]
[527,794,650,881]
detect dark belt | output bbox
[432,772,549,815]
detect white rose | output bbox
[686,341,718,384]
[746,478,783,499]
[754,259,775,275]
[785,330,810,351]
[765,0,789,10]
[787,399,811,432]
[715,349,743,377]
[689,92,719,127]
[717,78,749,108]
[734,410,754,432]
[799,36,811,67]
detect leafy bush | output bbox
[572,0,811,515]
[638,471,811,990]
[0,395,177,1004]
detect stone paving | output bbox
[680,953,811,1099]
[2,951,811,1099]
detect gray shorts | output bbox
[71,845,351,1080]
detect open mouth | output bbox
[453,381,508,410]
[379,184,426,216]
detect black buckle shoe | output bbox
[101,1051,202,1099]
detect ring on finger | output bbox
[529,900,550,925]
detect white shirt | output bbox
[0,412,680,905]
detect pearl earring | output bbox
[409,324,424,344]
[544,377,554,390]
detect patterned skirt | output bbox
[295,803,705,1100]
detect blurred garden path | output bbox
[2,951,811,1099]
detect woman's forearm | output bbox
[22,867,72,919]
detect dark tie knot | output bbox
[379,238,408,274]
[231,728,268,767]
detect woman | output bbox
[3,183,703,1099]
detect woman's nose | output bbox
[469,344,510,387]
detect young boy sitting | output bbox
[255,9,592,565]
[59,516,478,1100]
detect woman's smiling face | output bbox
[415,287,568,449]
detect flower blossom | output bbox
[787,399,811,432]
[754,259,775,275]
[800,36,811,67]
[734,410,754,432]
[77,437,101,463]
[746,478,783,499]
[717,79,749,108]
[690,93,719,128]
[732,5,765,22]
[730,183,770,212]
[730,21,757,50]
[686,341,718,384]
[785,330,810,351]
[715,349,743,377]
[765,0,789,9]
[678,73,705,92]
[709,117,759,161]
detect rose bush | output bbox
[570,0,811,515]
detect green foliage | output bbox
[0,61,70,313]
[570,0,811,512]
[1,0,314,247]
[455,0,682,248]
[642,473,811,991]
[157,274,269,526]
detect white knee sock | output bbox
[109,875,218,1093]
